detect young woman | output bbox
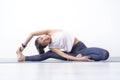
[16,29,109,62]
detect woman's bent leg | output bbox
[25,51,67,61]
[80,48,109,61]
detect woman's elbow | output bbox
[30,32,36,36]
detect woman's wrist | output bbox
[22,43,26,48]
[20,43,26,52]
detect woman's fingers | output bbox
[16,47,22,54]
[80,56,94,62]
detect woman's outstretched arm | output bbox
[16,29,52,52]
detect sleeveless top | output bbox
[48,31,75,52]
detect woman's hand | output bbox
[16,43,27,53]
[16,46,24,54]
[16,47,20,54]
[79,56,94,62]
[76,54,94,61]
[16,47,25,62]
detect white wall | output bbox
[0,0,120,58]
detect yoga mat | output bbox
[0,57,120,63]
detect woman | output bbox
[16,29,109,62]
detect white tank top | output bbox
[48,31,75,52]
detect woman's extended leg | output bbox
[25,51,67,61]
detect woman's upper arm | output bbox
[31,29,62,36]
[30,29,52,36]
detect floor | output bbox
[0,60,120,80]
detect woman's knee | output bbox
[101,50,109,60]
[90,50,109,61]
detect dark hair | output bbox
[35,37,47,54]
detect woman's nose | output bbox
[43,37,46,41]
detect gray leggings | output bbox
[25,41,109,61]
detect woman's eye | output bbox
[41,38,43,40]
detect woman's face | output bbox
[37,35,51,46]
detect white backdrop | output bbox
[0,0,120,58]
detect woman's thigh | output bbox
[70,41,87,56]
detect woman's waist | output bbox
[73,38,80,46]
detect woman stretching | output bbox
[16,29,109,62]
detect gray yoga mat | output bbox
[0,57,120,63]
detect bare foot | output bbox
[80,56,95,62]
[76,54,94,62]
[76,54,82,58]
[16,47,25,62]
